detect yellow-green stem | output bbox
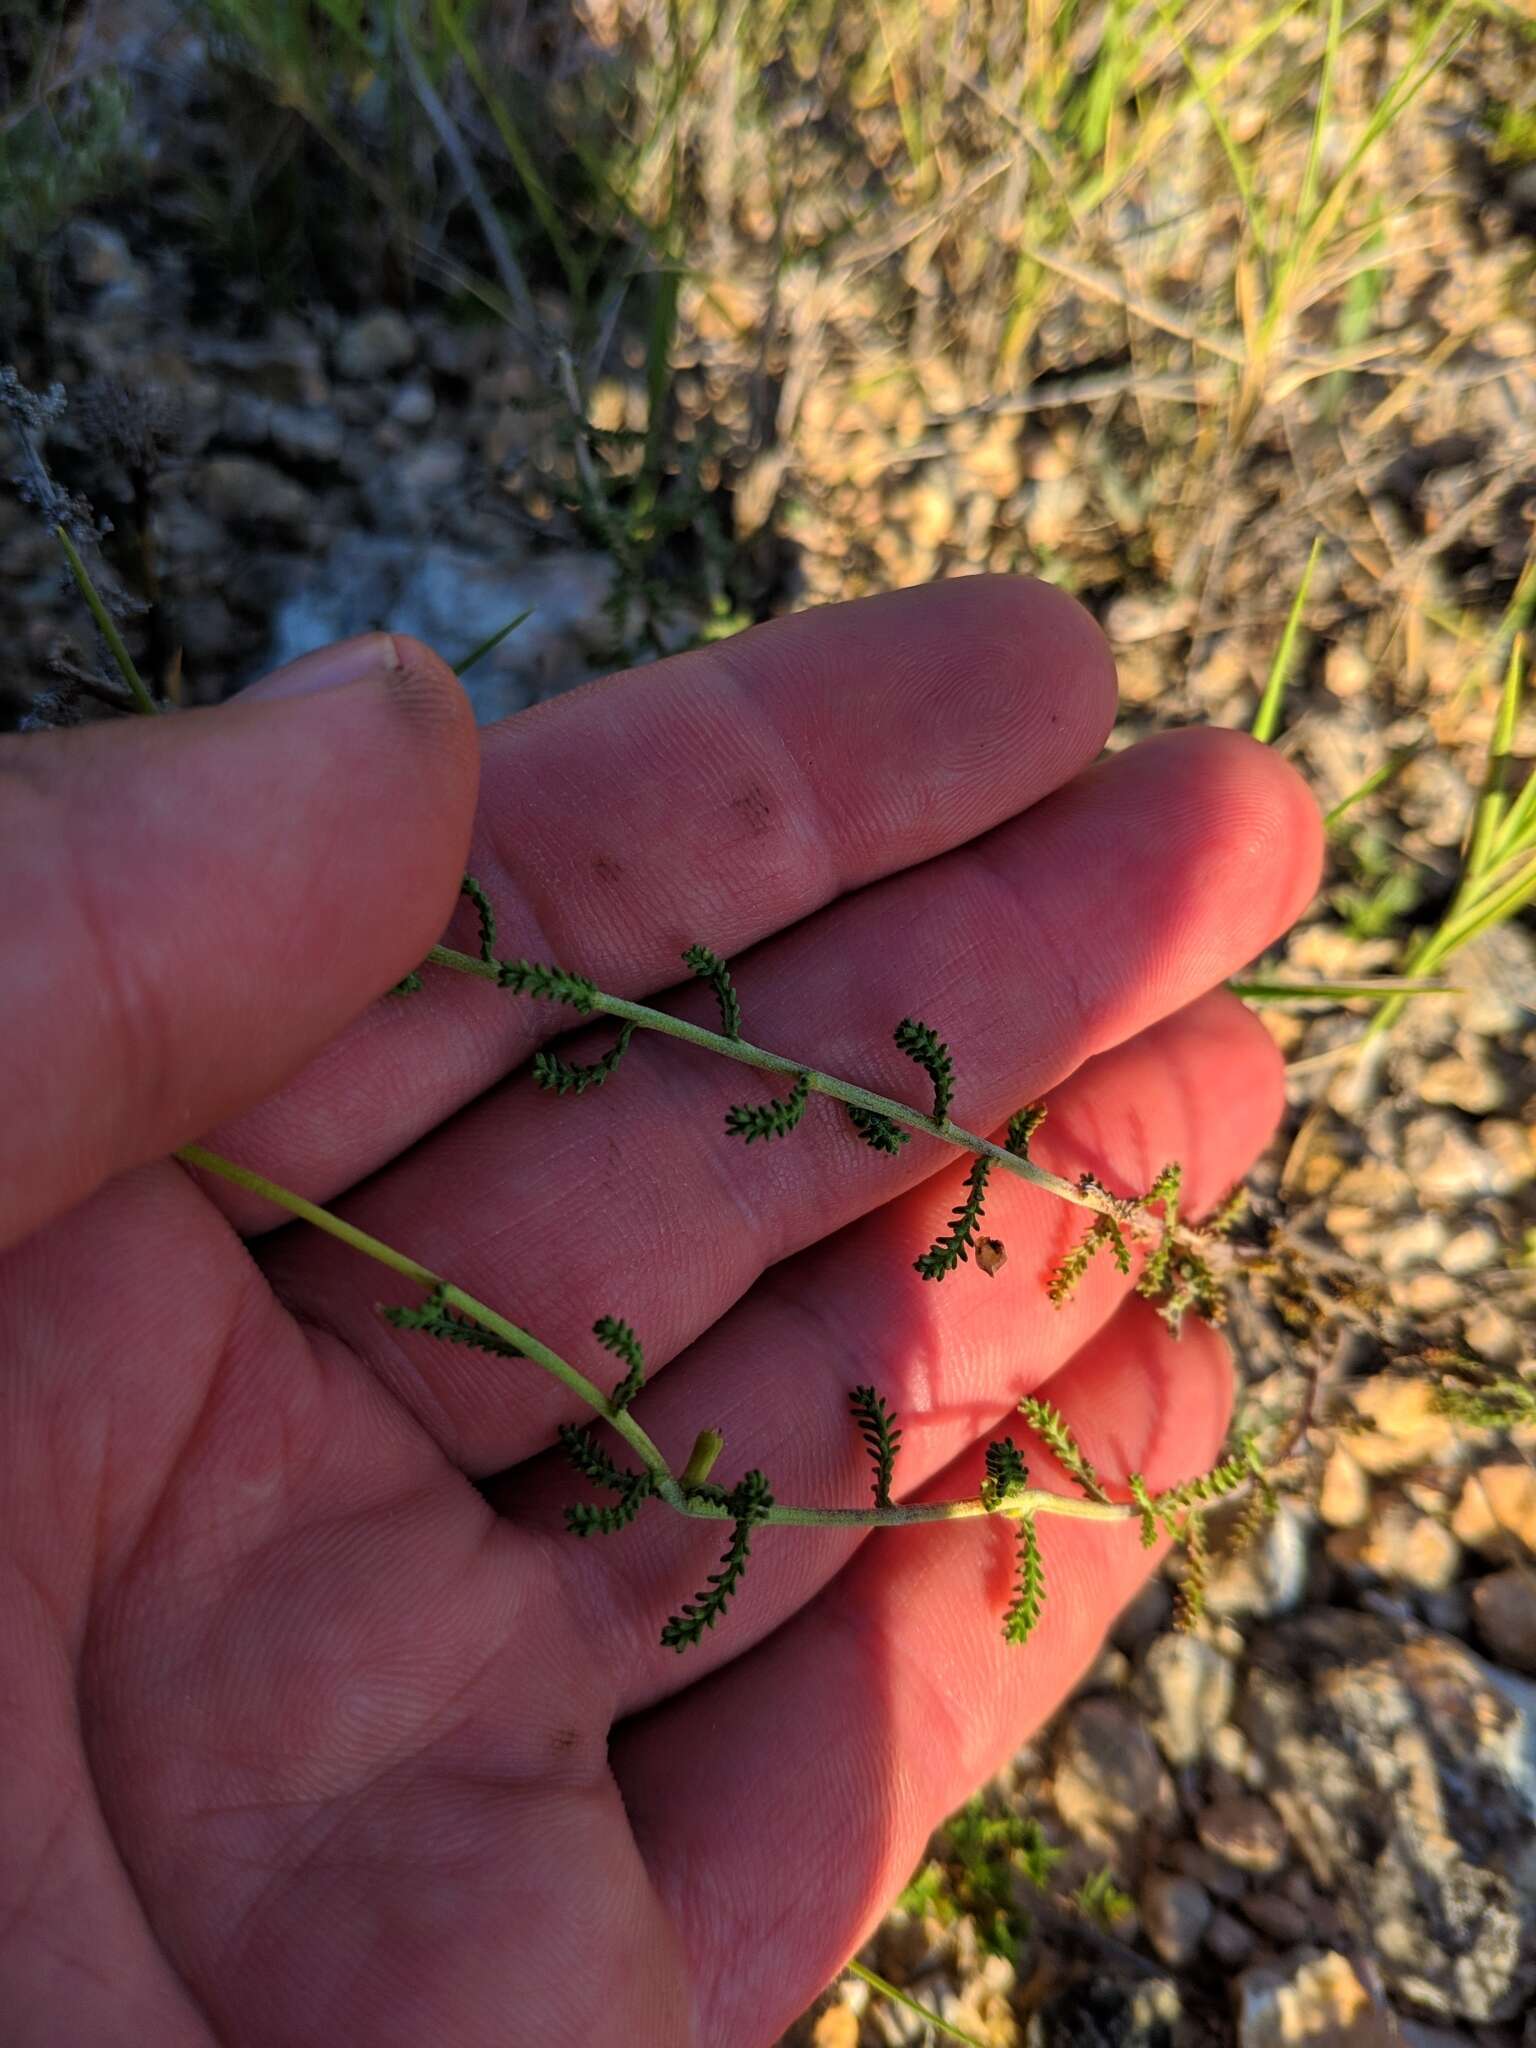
[174,1143,1139,1537]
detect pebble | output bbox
[1240,1892,1312,1944]
[389,379,437,426]
[1206,1502,1310,1620]
[1236,1950,1391,2048]
[334,308,417,380]
[1206,1909,1258,1969]
[1452,1464,1536,1557]
[1139,1633,1235,1767]
[198,456,314,539]
[1463,1303,1525,1367]
[1404,1113,1505,1206]
[1378,1213,1449,1274]
[1418,1053,1505,1115]
[1196,1796,1290,1877]
[1051,1697,1173,1841]
[65,218,136,288]
[1318,1449,1371,1530]
[1441,1222,1504,1277]
[1141,1872,1213,1967]
[1472,1569,1536,1673]
[1403,1273,1463,1317]
[1168,1839,1249,1902]
[1330,1503,1461,1592]
[812,2003,860,2047]
[1346,1376,1456,1477]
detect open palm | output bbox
[0,580,1320,2047]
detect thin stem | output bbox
[425,944,1100,1214]
[175,1143,1141,1537]
[55,525,157,717]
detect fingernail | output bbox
[240,632,401,704]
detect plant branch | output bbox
[424,943,1103,1214]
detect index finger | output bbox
[208,577,1115,1211]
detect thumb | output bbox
[1,634,478,1252]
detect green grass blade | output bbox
[1323,747,1417,830]
[1290,3,1464,288]
[1295,0,1343,245]
[1232,975,1454,1003]
[1156,1,1268,255]
[455,607,532,678]
[1468,632,1525,877]
[54,525,157,716]
[1253,536,1323,744]
[846,1960,989,2048]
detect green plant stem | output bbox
[55,524,157,716]
[845,1961,989,2048]
[425,945,1101,1214]
[175,1142,1137,1538]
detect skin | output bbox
[0,579,1322,2046]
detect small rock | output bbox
[65,218,135,288]
[1405,1114,1508,1206]
[1379,1214,1449,1274]
[1206,1501,1310,1620]
[389,379,437,427]
[1463,1303,1525,1368]
[1168,1839,1249,1901]
[1237,1951,1392,2048]
[1418,1054,1505,1115]
[813,2003,860,2048]
[1240,1610,1536,2020]
[1114,1576,1173,1653]
[1140,1633,1236,1767]
[1052,1697,1174,1843]
[1206,1909,1257,1968]
[1453,1465,1536,1557]
[1331,1503,1461,1593]
[198,457,313,539]
[1473,1570,1536,1674]
[268,402,345,466]
[1141,1873,1213,1967]
[1347,1376,1456,1477]
[1404,1273,1463,1318]
[1240,1891,1312,1944]
[1441,1222,1504,1277]
[1025,1976,1182,2048]
[1212,1723,1267,1787]
[1419,1586,1472,1637]
[1196,1797,1290,1877]
[1319,1450,1371,1530]
[335,308,417,381]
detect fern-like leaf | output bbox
[683,944,743,1039]
[460,873,498,964]
[849,1385,902,1508]
[1003,1513,1044,1645]
[595,1315,645,1412]
[1017,1396,1109,1504]
[565,1473,656,1537]
[532,1022,636,1096]
[1154,1438,1254,1515]
[914,1156,993,1281]
[660,1470,774,1651]
[982,1436,1029,1509]
[1175,1509,1209,1630]
[496,958,600,1012]
[894,1017,955,1124]
[846,1104,910,1153]
[558,1420,656,1535]
[725,1071,810,1143]
[1048,1213,1131,1305]
[382,1289,525,1360]
[1006,1103,1048,1157]
[1128,1471,1171,1547]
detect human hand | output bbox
[0,580,1321,2046]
